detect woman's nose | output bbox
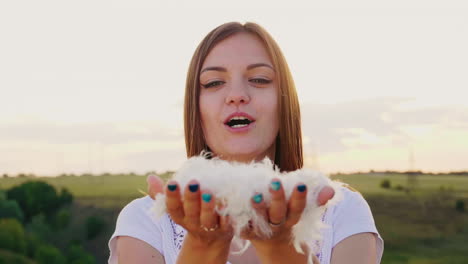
[225,81,250,105]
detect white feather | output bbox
[150,153,343,261]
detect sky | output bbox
[1,0,467,176]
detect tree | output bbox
[51,209,71,230]
[24,233,42,258]
[67,244,96,264]
[58,188,73,206]
[25,214,52,243]
[0,199,24,222]
[34,245,66,264]
[380,179,391,189]
[0,218,27,254]
[0,249,35,264]
[6,181,71,221]
[455,199,465,212]
[85,216,106,240]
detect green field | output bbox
[1,172,467,264]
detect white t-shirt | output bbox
[108,186,383,264]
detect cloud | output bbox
[0,120,182,145]
[2,97,467,174]
[301,97,468,154]
[123,148,187,174]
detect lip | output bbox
[224,120,256,133]
[223,112,256,124]
[223,112,256,133]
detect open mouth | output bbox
[225,116,254,128]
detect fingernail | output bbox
[189,184,199,192]
[271,181,281,191]
[253,193,263,203]
[202,193,212,203]
[167,184,177,192]
[297,184,307,192]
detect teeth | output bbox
[231,124,248,128]
[229,116,250,122]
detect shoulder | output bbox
[114,195,169,236]
[118,195,157,220]
[332,184,370,216]
[112,195,166,231]
[108,196,168,263]
[329,184,384,263]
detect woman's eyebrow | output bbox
[200,66,227,73]
[246,63,275,71]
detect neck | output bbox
[211,143,276,165]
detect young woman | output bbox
[108,22,383,264]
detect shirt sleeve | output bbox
[332,187,384,264]
[108,196,164,264]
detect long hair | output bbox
[184,22,303,172]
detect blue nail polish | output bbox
[202,193,212,203]
[297,184,307,192]
[253,193,263,203]
[167,184,177,191]
[189,184,199,192]
[271,181,281,191]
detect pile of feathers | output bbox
[152,152,343,261]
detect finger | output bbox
[183,180,201,229]
[268,179,287,227]
[251,192,268,237]
[165,180,184,222]
[240,220,255,240]
[312,254,320,264]
[147,174,165,200]
[219,213,233,238]
[200,191,218,230]
[218,202,232,233]
[317,186,335,206]
[285,183,307,228]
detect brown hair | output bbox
[184,22,303,172]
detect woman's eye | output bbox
[250,78,271,84]
[202,80,225,88]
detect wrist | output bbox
[186,232,231,250]
[177,233,231,264]
[252,240,309,264]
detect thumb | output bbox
[146,174,165,200]
[317,186,335,206]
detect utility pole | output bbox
[407,146,418,191]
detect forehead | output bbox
[202,32,272,67]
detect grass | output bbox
[0,174,156,208]
[331,173,468,197]
[365,194,468,264]
[334,173,468,263]
[1,172,467,264]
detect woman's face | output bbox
[199,33,279,163]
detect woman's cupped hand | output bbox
[146,174,334,263]
[146,175,234,248]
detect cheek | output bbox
[258,92,279,128]
[199,94,218,130]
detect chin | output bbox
[209,140,274,162]
[220,148,267,163]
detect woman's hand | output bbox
[164,179,233,243]
[244,179,334,264]
[146,175,233,264]
[146,175,333,264]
